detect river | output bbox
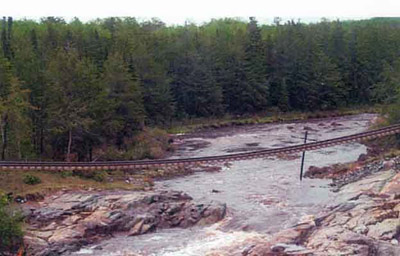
[73,113,376,255]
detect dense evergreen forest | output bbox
[1,16,400,161]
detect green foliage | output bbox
[72,169,108,182]
[372,59,400,104]
[0,56,32,160]
[59,170,74,178]
[102,52,145,144]
[388,101,400,126]
[241,17,269,112]
[23,174,42,185]
[92,170,108,182]
[0,193,23,253]
[0,16,400,161]
[101,128,172,160]
[130,128,172,159]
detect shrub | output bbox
[98,128,174,161]
[386,103,400,145]
[60,170,74,178]
[130,128,173,159]
[72,169,108,182]
[0,194,23,253]
[23,174,42,185]
[92,171,108,182]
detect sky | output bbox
[3,0,400,25]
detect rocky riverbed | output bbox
[57,155,399,256]
[23,190,226,255]
[21,113,399,255]
[234,157,400,255]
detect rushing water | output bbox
[74,114,376,256]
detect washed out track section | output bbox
[1,124,400,171]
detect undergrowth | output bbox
[99,128,174,160]
[0,194,23,254]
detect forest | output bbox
[0,16,400,161]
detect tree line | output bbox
[1,16,399,161]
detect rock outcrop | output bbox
[23,190,226,255]
[303,160,400,256]
[240,157,400,256]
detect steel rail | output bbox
[1,124,400,171]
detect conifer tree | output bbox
[240,17,269,112]
[102,52,145,147]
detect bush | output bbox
[100,128,174,160]
[60,170,74,178]
[0,194,23,253]
[92,171,108,182]
[72,169,108,182]
[23,174,42,185]
[388,103,400,124]
[387,103,400,145]
[130,128,173,159]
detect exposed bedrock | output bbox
[23,190,226,255]
[240,157,400,256]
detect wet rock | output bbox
[245,143,259,147]
[305,164,352,179]
[196,203,227,226]
[304,166,332,178]
[358,153,368,162]
[24,190,226,255]
[303,126,316,131]
[331,122,343,126]
[271,243,310,254]
[128,219,145,236]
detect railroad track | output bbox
[1,124,400,171]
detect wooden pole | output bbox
[300,131,308,181]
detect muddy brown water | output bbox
[73,114,376,256]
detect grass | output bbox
[0,170,147,198]
[0,165,198,199]
[167,105,383,134]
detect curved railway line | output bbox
[1,124,400,171]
